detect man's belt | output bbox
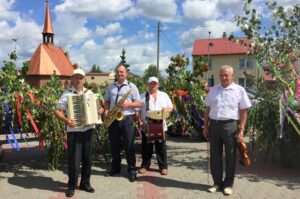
[210,119,236,123]
[124,114,134,120]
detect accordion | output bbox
[67,93,102,128]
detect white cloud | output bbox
[53,12,91,49]
[0,0,18,20]
[136,0,178,22]
[179,20,238,48]
[54,0,132,20]
[66,33,166,75]
[137,31,155,40]
[0,13,41,66]
[95,22,122,37]
[182,0,219,21]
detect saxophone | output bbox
[104,89,131,128]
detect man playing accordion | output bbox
[137,76,173,175]
[55,68,103,197]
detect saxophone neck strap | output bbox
[114,82,131,105]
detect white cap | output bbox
[73,68,85,76]
[148,76,159,83]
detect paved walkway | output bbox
[0,135,299,199]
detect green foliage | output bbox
[143,64,161,83]
[163,54,207,135]
[119,48,130,70]
[247,83,282,158]
[90,64,103,73]
[127,73,147,93]
[36,74,65,170]
[0,52,65,170]
[236,1,300,159]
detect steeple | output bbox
[42,0,54,44]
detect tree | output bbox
[235,1,300,163]
[143,64,161,83]
[119,48,130,70]
[162,54,207,137]
[90,64,102,73]
[0,52,65,170]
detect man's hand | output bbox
[104,110,109,118]
[97,107,104,115]
[236,129,244,142]
[67,119,76,127]
[203,127,209,139]
[120,103,129,110]
[137,119,144,128]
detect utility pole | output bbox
[207,31,211,83]
[157,21,160,75]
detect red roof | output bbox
[86,72,110,76]
[42,0,53,34]
[192,37,251,56]
[28,43,74,76]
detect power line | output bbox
[160,30,182,53]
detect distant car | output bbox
[245,88,259,106]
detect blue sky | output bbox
[0,0,298,75]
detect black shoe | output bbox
[79,185,95,193]
[129,173,137,182]
[105,169,120,177]
[65,188,75,197]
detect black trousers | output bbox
[67,129,94,189]
[108,116,136,174]
[209,120,237,188]
[141,131,167,169]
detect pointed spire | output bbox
[42,0,54,44]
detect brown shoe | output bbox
[138,167,147,174]
[160,168,168,175]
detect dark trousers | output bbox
[209,120,237,188]
[141,131,167,169]
[108,116,136,173]
[67,129,94,189]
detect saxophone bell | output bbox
[103,89,131,128]
[115,110,124,121]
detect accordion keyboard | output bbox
[67,94,102,128]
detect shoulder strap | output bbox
[145,92,150,111]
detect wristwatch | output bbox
[238,128,245,132]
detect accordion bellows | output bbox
[67,94,102,128]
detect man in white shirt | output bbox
[55,68,101,197]
[137,77,173,175]
[203,65,252,196]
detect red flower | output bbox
[176,90,188,96]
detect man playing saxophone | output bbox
[103,64,142,182]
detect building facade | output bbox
[26,0,74,88]
[192,37,259,89]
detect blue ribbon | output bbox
[191,104,204,129]
[3,102,20,151]
[15,126,29,147]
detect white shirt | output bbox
[56,86,95,132]
[140,90,173,131]
[204,83,252,120]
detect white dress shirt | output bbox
[204,83,252,120]
[140,90,173,131]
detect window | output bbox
[238,78,252,88]
[239,57,253,68]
